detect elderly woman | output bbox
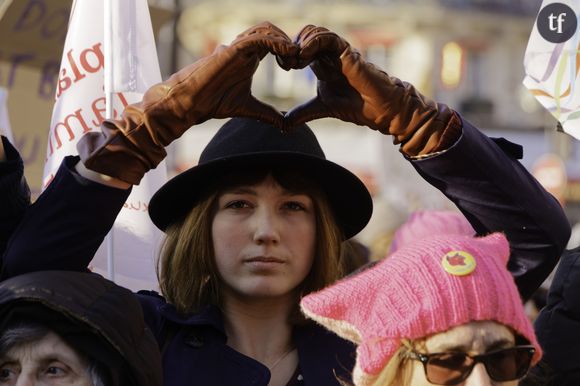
[0,271,162,386]
[301,232,540,385]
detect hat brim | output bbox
[149,152,373,239]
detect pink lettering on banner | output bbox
[89,96,107,127]
[46,93,129,161]
[45,93,127,161]
[48,108,90,157]
[42,173,54,191]
[123,201,149,212]
[116,92,130,111]
[56,44,104,99]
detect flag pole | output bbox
[104,0,115,280]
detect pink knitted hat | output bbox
[389,210,475,254]
[301,233,541,386]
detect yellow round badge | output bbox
[441,250,476,276]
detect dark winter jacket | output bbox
[137,290,355,385]
[0,116,571,385]
[0,270,163,386]
[0,136,30,257]
[532,247,580,385]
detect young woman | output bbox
[301,232,541,386]
[0,23,569,386]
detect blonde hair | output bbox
[157,167,345,317]
[370,341,417,386]
[336,341,418,386]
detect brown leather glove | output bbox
[77,22,298,185]
[280,25,462,157]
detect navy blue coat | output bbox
[138,292,355,385]
[533,247,580,384]
[0,136,30,257]
[1,117,571,385]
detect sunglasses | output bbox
[407,345,535,385]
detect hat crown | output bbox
[199,118,326,164]
[149,117,373,238]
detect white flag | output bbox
[104,0,162,95]
[43,0,167,291]
[523,0,580,140]
[0,88,14,143]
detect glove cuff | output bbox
[77,123,167,185]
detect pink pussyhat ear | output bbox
[388,210,475,254]
[476,232,510,266]
[351,338,402,386]
[300,274,367,345]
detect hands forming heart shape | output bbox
[77,21,457,186]
[203,21,403,133]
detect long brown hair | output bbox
[157,166,345,317]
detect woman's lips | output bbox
[244,256,285,264]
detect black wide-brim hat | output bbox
[149,117,373,239]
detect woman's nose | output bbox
[14,375,35,386]
[252,207,280,244]
[464,363,493,386]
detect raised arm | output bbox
[1,22,298,280]
[0,136,31,259]
[280,25,570,301]
[409,121,570,300]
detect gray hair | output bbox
[0,322,107,386]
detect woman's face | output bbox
[0,331,92,386]
[408,321,518,386]
[212,175,316,301]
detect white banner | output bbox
[105,0,162,94]
[523,0,580,139]
[43,0,167,290]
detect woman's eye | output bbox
[45,366,67,376]
[0,367,15,381]
[284,201,306,211]
[225,200,250,209]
